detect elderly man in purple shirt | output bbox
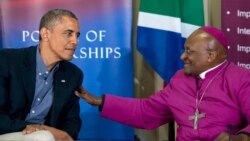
[76,26,250,141]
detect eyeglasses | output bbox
[183,49,195,56]
[182,48,212,56]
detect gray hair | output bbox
[39,9,78,30]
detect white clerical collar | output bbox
[199,60,227,79]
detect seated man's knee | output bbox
[24,130,55,141]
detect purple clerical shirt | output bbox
[101,61,250,141]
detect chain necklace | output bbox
[189,62,228,130]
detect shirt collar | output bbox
[199,60,227,79]
[36,45,59,75]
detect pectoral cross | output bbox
[188,109,205,129]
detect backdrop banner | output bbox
[0,0,133,140]
[221,0,250,70]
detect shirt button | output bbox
[37,98,41,101]
[31,110,35,114]
[39,72,42,75]
[45,81,48,85]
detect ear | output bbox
[207,50,217,63]
[40,27,49,41]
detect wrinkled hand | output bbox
[214,132,250,141]
[75,86,102,106]
[22,124,45,134]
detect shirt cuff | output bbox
[98,94,105,111]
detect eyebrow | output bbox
[64,29,74,33]
[64,29,80,37]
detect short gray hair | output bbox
[39,9,78,30]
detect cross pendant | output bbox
[188,109,205,129]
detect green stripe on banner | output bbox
[139,0,204,26]
[180,0,204,25]
[140,0,181,18]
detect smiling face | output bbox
[180,29,213,76]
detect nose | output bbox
[180,52,186,61]
[71,34,78,45]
